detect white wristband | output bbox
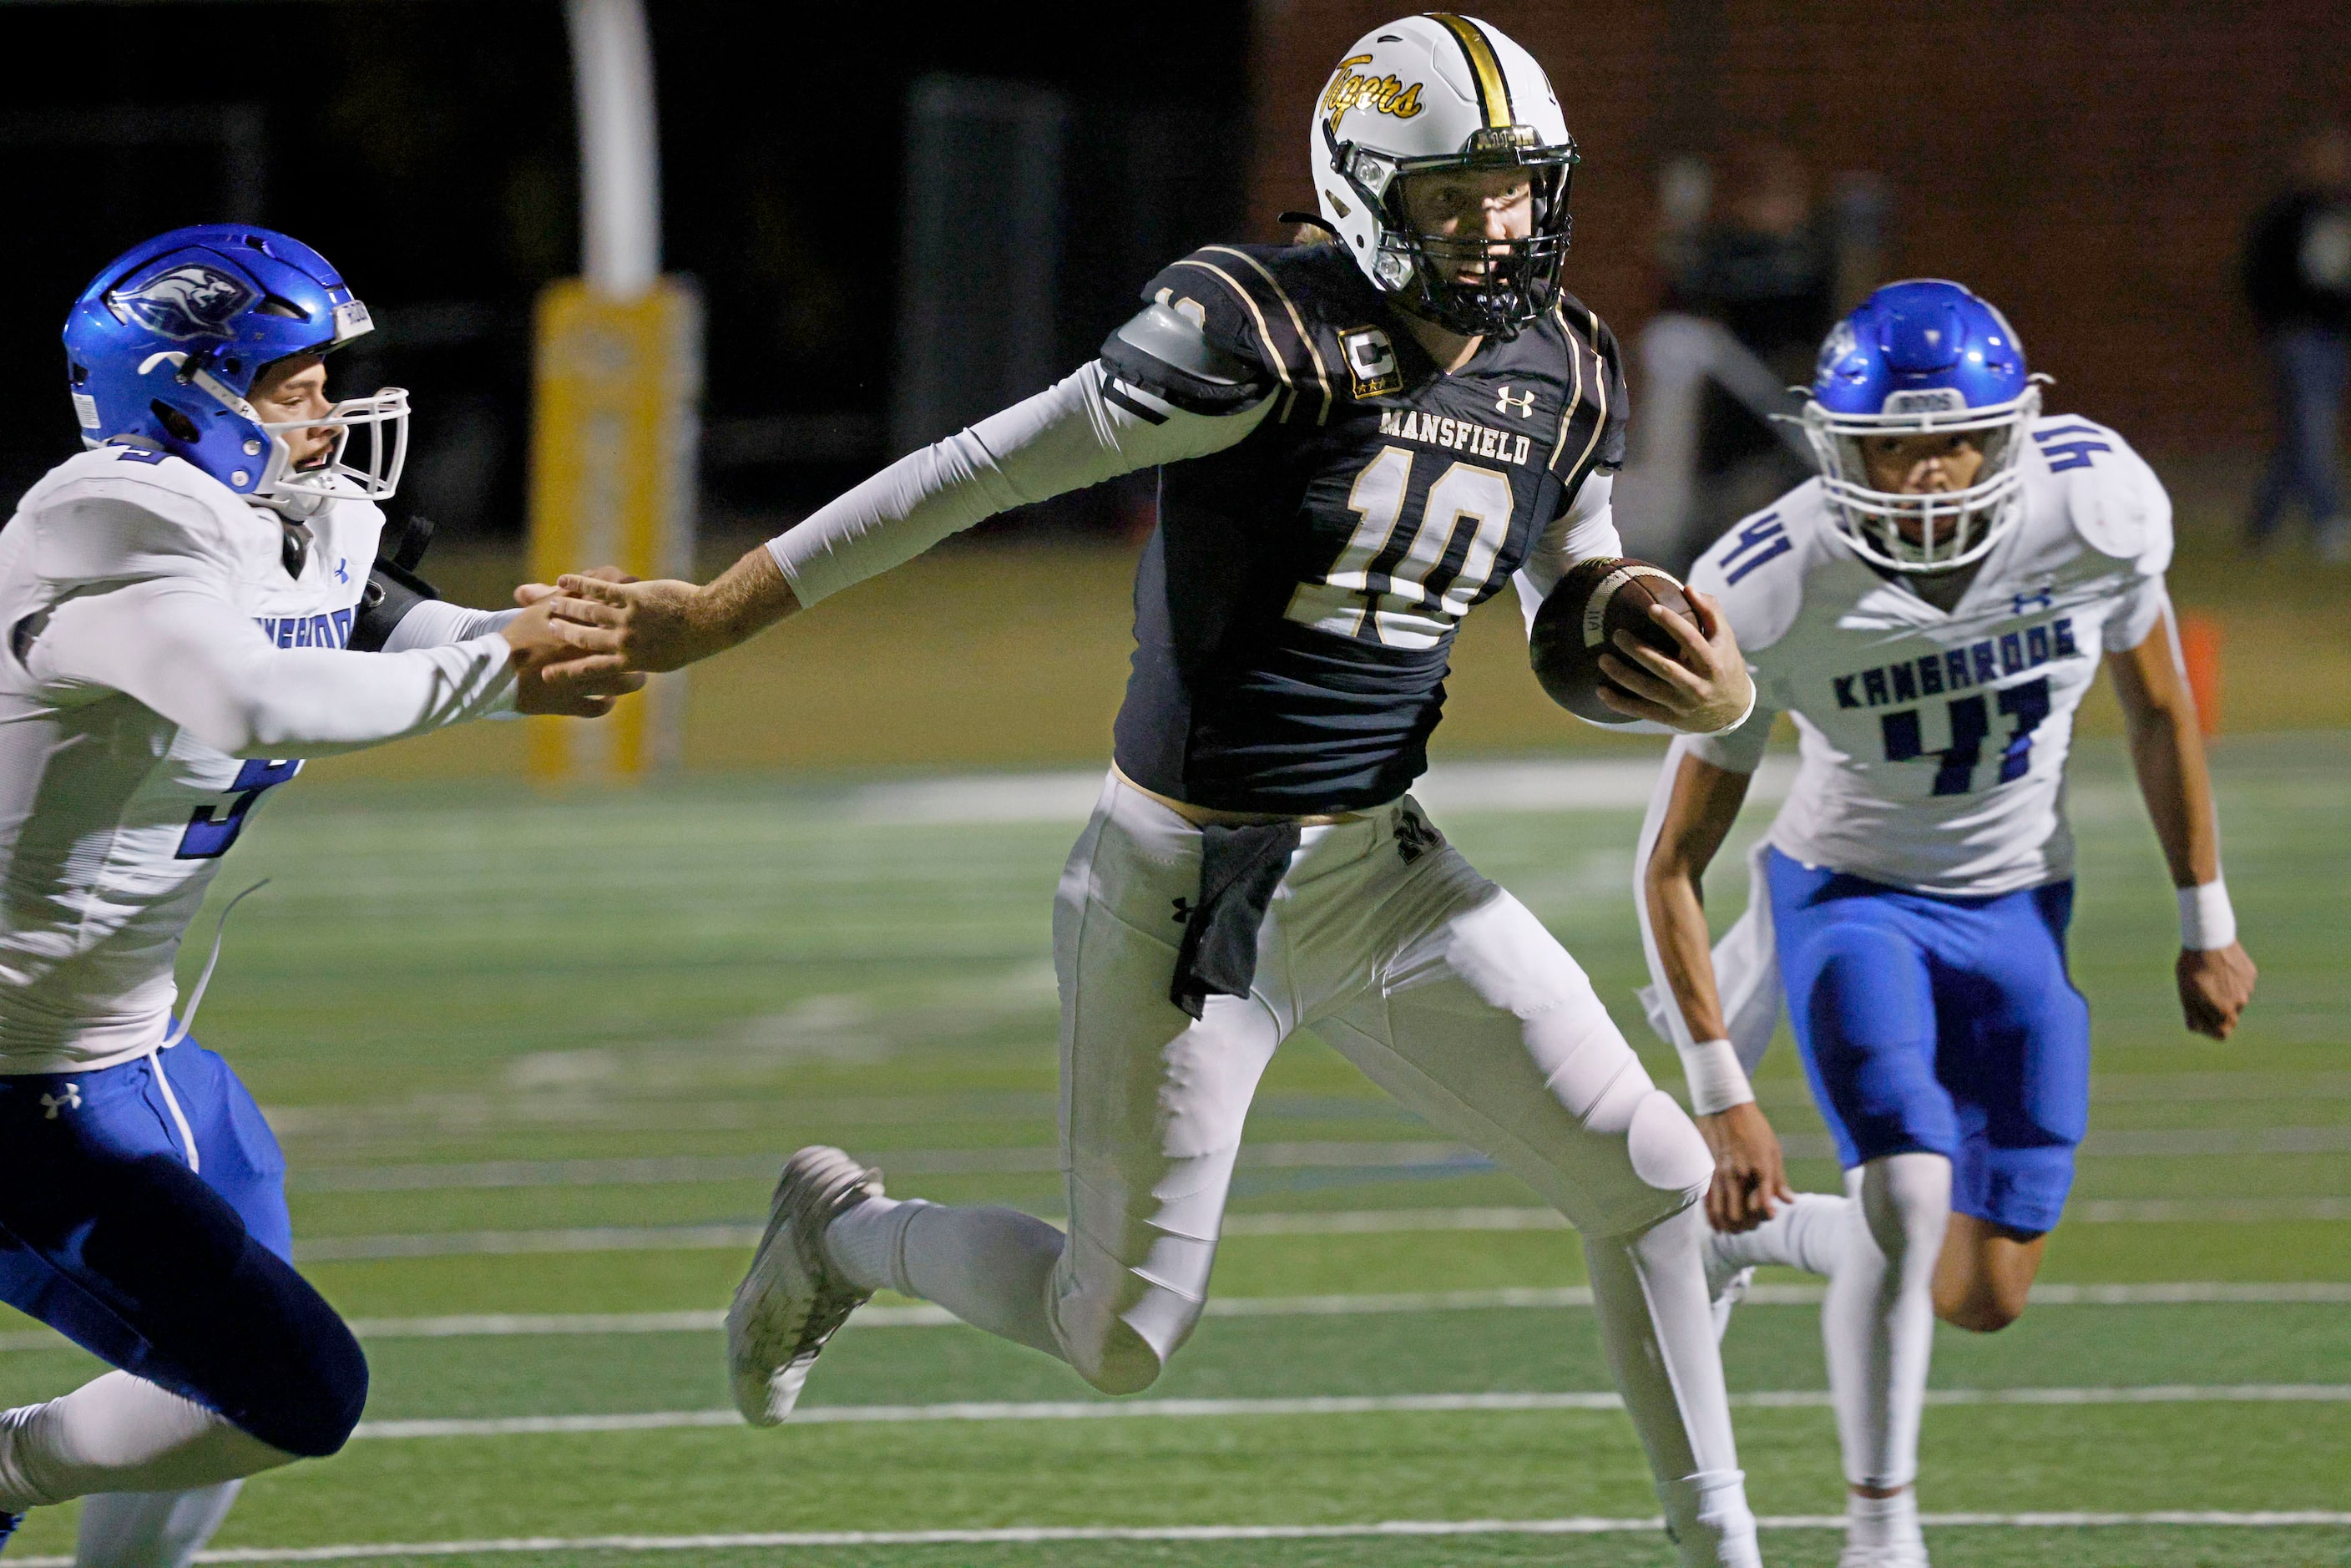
[1706,676,1760,736]
[2177,879,2236,951]
[1676,1037,1756,1115]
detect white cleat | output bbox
[1701,1232,1754,1344]
[726,1145,884,1427]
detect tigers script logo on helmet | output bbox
[1310,13,1577,338]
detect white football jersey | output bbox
[1686,414,2172,898]
[0,447,506,1074]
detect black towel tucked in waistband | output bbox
[1168,821,1302,1020]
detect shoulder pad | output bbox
[2030,417,2172,574]
[349,557,440,654]
[377,512,436,574]
[27,450,244,587]
[1141,244,1344,422]
[1686,486,1825,656]
[1100,303,1272,416]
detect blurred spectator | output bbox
[1675,142,1837,380]
[2243,120,2351,560]
[1620,144,1854,571]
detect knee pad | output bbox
[1053,1300,1169,1397]
[1626,1089,1715,1204]
[214,1242,369,1458]
[1573,1087,1713,1237]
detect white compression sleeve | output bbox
[379,598,520,652]
[1584,1206,1762,1568]
[0,1373,294,1511]
[76,1480,244,1568]
[1511,472,1624,634]
[1823,1154,1950,1495]
[769,367,1272,607]
[24,577,516,757]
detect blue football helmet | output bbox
[62,225,407,517]
[1799,278,2044,572]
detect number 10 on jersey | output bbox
[1287,445,1516,650]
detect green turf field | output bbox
[1,733,2345,1565]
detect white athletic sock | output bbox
[822,1194,913,1293]
[1710,1191,1853,1276]
[0,1373,293,1513]
[826,1196,1068,1359]
[1585,1205,1762,1568]
[1846,1485,1925,1555]
[76,1480,244,1568]
[1823,1154,1950,1493]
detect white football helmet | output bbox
[1308,13,1577,337]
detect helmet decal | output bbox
[1797,279,2044,574]
[1308,14,1577,340]
[106,264,254,341]
[63,225,406,515]
[1426,13,1513,130]
[1322,55,1425,123]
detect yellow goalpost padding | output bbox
[525,276,702,780]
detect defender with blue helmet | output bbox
[63,225,407,518]
[1637,281,2257,1565]
[0,228,635,1559]
[1798,279,2045,573]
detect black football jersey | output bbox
[1102,241,1628,813]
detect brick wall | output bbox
[1249,0,2351,453]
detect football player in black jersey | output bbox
[544,15,1764,1563]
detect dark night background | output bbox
[0,0,1251,542]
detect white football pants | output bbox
[853,773,1756,1563]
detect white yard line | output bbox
[285,1125,2351,1192]
[3,1510,2337,1564]
[340,1383,2351,1440]
[8,1280,2348,1352]
[274,1193,2351,1262]
[846,757,1800,827]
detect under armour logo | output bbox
[2012,586,2055,615]
[41,1085,81,1120]
[334,558,350,584]
[1171,897,1194,925]
[1494,386,1536,418]
[1395,807,1445,865]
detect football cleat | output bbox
[726,1146,884,1427]
[0,1510,20,1555]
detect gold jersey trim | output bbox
[1203,245,1335,425]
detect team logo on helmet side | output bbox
[1818,319,1860,380]
[1322,55,1424,122]
[106,264,252,341]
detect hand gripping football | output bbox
[1529,558,1698,724]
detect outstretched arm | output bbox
[1641,746,1792,1229]
[24,575,635,753]
[541,346,1273,675]
[2107,609,2257,1039]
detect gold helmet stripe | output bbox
[1425,13,1513,130]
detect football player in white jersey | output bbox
[539,18,1772,1564]
[1635,280,2257,1566]
[0,226,638,1564]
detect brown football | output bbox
[1529,558,1699,724]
